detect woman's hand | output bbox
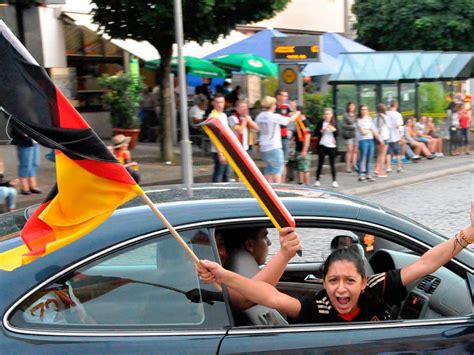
[278,227,302,259]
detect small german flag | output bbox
[202,117,295,230]
[0,21,143,271]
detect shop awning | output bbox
[62,12,247,62]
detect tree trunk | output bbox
[155,41,174,162]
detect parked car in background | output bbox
[1,184,473,353]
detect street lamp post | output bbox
[173,0,193,194]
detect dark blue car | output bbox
[1,185,473,353]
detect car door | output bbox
[218,221,474,353]
[4,228,231,353]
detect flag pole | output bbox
[141,193,222,292]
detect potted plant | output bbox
[98,72,143,149]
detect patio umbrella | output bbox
[210,53,278,77]
[145,56,226,78]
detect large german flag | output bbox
[0,21,143,271]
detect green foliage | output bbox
[261,76,278,98]
[352,0,474,50]
[98,73,143,129]
[91,0,289,46]
[418,82,449,120]
[303,91,333,124]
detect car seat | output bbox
[225,249,288,326]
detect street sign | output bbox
[278,64,303,104]
[272,36,321,63]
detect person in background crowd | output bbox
[342,102,358,173]
[385,100,404,173]
[417,116,443,157]
[314,108,338,188]
[11,125,41,195]
[112,134,140,183]
[459,103,471,155]
[209,94,231,182]
[425,116,444,155]
[256,96,299,183]
[226,86,243,108]
[373,104,389,178]
[404,118,436,160]
[448,101,463,156]
[139,87,159,143]
[222,81,231,96]
[0,157,18,212]
[229,100,258,153]
[274,89,291,182]
[189,95,209,125]
[356,105,377,182]
[293,106,312,185]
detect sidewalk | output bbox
[1,142,472,209]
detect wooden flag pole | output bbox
[141,193,222,292]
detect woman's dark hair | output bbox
[322,245,366,279]
[357,104,368,119]
[346,101,356,113]
[296,105,305,115]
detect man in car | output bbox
[218,227,300,311]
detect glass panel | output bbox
[335,85,357,117]
[399,83,416,118]
[382,84,398,107]
[10,229,229,329]
[360,85,376,114]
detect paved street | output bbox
[268,172,473,262]
[364,171,473,237]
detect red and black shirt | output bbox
[275,104,291,139]
[291,269,406,324]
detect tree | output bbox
[91,0,289,161]
[352,0,474,51]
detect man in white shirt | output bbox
[209,94,230,182]
[385,100,404,172]
[189,96,208,126]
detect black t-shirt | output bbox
[291,269,407,324]
[293,118,311,152]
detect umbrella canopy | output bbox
[145,56,226,78]
[210,53,278,77]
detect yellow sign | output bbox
[282,68,297,84]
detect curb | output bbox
[341,164,473,196]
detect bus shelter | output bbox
[328,51,473,118]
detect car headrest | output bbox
[225,249,260,278]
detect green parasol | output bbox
[209,53,278,77]
[145,56,226,78]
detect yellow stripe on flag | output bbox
[203,126,282,229]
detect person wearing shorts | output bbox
[256,96,300,183]
[293,106,312,184]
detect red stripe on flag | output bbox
[55,87,90,129]
[54,151,137,185]
[21,200,55,256]
[73,158,137,185]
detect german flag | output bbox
[0,21,143,271]
[202,117,295,230]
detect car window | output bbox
[268,227,353,263]
[9,229,229,330]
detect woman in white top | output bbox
[314,108,339,188]
[356,105,378,182]
[256,96,299,183]
[373,103,390,178]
